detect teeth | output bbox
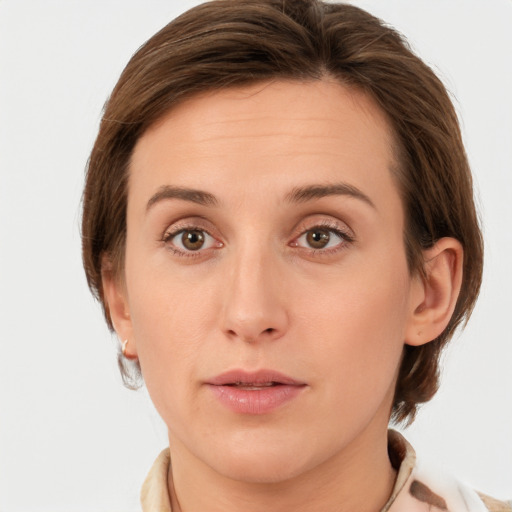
[231,381,277,388]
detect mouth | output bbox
[207,369,305,388]
[206,369,306,414]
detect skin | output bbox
[104,79,462,512]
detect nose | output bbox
[220,244,289,343]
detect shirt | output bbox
[140,430,511,511]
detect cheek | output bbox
[124,252,222,400]
[130,281,217,352]
[128,288,213,424]
[295,258,410,400]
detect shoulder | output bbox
[409,455,512,512]
[477,492,512,512]
[387,431,511,512]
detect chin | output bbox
[216,453,310,484]
[202,433,321,485]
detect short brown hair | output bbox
[82,0,483,423]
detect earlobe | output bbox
[101,255,137,357]
[405,237,463,347]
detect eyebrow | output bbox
[146,181,375,212]
[146,185,218,212]
[285,183,376,209]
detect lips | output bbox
[206,370,306,414]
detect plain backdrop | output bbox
[1,1,511,510]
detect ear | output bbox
[405,237,463,347]
[101,255,137,358]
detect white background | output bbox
[0,1,511,510]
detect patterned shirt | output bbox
[140,430,511,511]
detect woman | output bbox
[81,1,509,510]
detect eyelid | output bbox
[293,216,355,240]
[161,215,218,241]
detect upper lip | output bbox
[206,369,305,386]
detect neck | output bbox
[167,423,397,512]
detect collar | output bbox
[140,447,172,511]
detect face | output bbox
[113,80,423,483]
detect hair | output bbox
[82,0,483,424]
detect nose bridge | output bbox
[221,233,287,342]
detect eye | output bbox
[164,228,221,253]
[294,226,352,251]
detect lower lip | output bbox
[207,384,305,414]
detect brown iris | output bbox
[181,230,205,250]
[306,228,331,249]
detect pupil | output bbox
[183,230,205,250]
[307,229,330,248]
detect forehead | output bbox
[137,78,395,153]
[129,79,399,212]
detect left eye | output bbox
[296,227,346,250]
[167,229,217,252]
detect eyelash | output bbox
[161,221,355,259]
[162,225,221,259]
[292,222,354,251]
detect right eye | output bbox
[163,228,222,255]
